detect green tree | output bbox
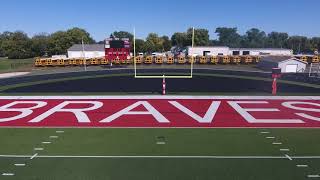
[48,27,94,55]
[266,32,288,48]
[242,28,266,48]
[215,27,242,47]
[47,31,69,55]
[286,36,311,54]
[66,27,95,44]
[171,32,188,47]
[0,31,13,57]
[209,39,220,46]
[310,37,320,53]
[31,33,49,57]
[161,36,171,51]
[187,28,210,46]
[144,33,163,53]
[135,39,145,53]
[0,33,3,57]
[112,31,134,41]
[1,31,33,59]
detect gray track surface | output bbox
[1,68,320,94]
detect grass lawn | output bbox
[0,57,34,73]
[0,128,320,180]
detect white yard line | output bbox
[2,173,14,176]
[56,131,64,133]
[42,141,51,144]
[1,155,320,159]
[297,164,308,168]
[280,149,290,152]
[272,142,282,145]
[307,175,320,178]
[260,131,270,134]
[34,148,44,151]
[30,153,38,160]
[266,136,275,139]
[14,163,25,167]
[285,154,293,160]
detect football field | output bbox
[0,96,320,180]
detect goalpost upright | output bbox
[133,27,195,79]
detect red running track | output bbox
[0,96,319,128]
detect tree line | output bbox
[0,28,95,59]
[0,27,320,59]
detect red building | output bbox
[105,38,131,63]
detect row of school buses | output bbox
[35,55,261,67]
[297,55,320,63]
[34,55,319,67]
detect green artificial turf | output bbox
[0,128,320,180]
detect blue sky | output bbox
[0,0,319,41]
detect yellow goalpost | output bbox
[133,27,195,79]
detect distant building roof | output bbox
[186,47,293,51]
[260,56,306,64]
[230,48,292,51]
[68,44,104,51]
[187,46,229,48]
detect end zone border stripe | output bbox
[0,96,320,100]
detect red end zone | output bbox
[0,96,320,128]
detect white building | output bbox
[258,56,307,73]
[67,44,105,58]
[187,46,293,56]
[187,46,229,56]
[230,48,293,56]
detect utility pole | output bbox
[133,27,136,77]
[82,37,87,71]
[190,27,195,78]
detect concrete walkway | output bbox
[0,72,30,79]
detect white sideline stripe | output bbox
[273,142,282,145]
[285,154,292,160]
[1,96,320,100]
[308,175,320,178]
[2,173,14,176]
[297,164,308,167]
[34,148,44,151]
[56,131,64,133]
[156,142,166,145]
[14,163,25,166]
[49,136,58,139]
[30,153,38,160]
[2,155,320,159]
[260,132,270,134]
[0,72,30,79]
[280,149,290,152]
[266,137,275,139]
[42,142,51,144]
